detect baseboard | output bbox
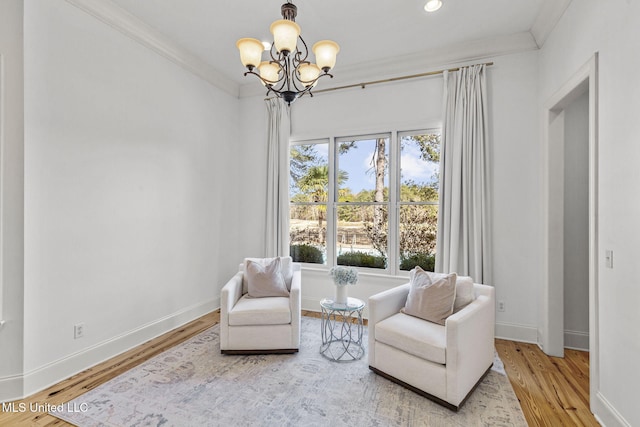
[495,321,538,343]
[592,391,632,427]
[13,298,218,402]
[0,374,23,403]
[564,329,589,351]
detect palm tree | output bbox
[298,165,348,230]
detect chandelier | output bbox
[236,2,339,105]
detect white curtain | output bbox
[436,64,491,284]
[265,98,291,257]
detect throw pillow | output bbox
[245,258,290,298]
[454,276,475,312]
[242,256,294,293]
[401,267,457,325]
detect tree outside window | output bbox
[289,130,441,273]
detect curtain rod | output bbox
[264,61,493,100]
[314,61,494,94]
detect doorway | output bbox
[540,54,599,403]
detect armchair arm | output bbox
[368,283,410,366]
[445,284,495,404]
[220,271,244,350]
[368,283,410,325]
[289,264,302,348]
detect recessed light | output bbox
[262,41,271,51]
[424,0,442,12]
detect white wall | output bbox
[239,51,542,336]
[15,0,243,397]
[563,91,589,350]
[0,0,25,402]
[539,1,640,425]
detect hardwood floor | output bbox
[0,311,598,426]
[495,339,598,426]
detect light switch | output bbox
[605,250,613,269]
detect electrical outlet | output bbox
[74,323,85,339]
[497,301,506,312]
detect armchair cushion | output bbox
[401,268,457,325]
[245,258,289,298]
[228,295,292,326]
[375,312,446,364]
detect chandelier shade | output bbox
[270,19,301,54]
[258,61,281,84]
[236,38,264,70]
[312,40,340,72]
[298,63,321,86]
[237,2,339,105]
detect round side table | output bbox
[319,297,365,362]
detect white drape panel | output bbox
[265,98,291,257]
[436,65,491,284]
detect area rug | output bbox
[53,317,527,426]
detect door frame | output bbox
[540,53,599,403]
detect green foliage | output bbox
[400,253,436,272]
[290,244,324,264]
[337,251,387,269]
[290,145,319,183]
[402,133,441,163]
[400,181,438,202]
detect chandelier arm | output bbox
[243,69,285,90]
[269,44,280,62]
[296,35,309,64]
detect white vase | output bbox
[335,285,348,304]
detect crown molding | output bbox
[530,0,573,48]
[64,0,239,97]
[239,31,539,98]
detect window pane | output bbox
[399,204,438,271]
[290,143,329,201]
[336,205,387,269]
[337,137,389,202]
[400,133,440,202]
[290,206,326,264]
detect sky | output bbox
[338,138,438,193]
[292,138,438,196]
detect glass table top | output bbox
[320,297,365,311]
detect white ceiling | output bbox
[105,0,570,91]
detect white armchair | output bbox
[220,257,301,354]
[368,282,495,411]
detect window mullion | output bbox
[327,136,337,267]
[388,131,399,275]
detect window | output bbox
[289,140,329,264]
[289,130,441,274]
[398,131,440,271]
[336,135,389,269]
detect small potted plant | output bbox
[329,266,358,304]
